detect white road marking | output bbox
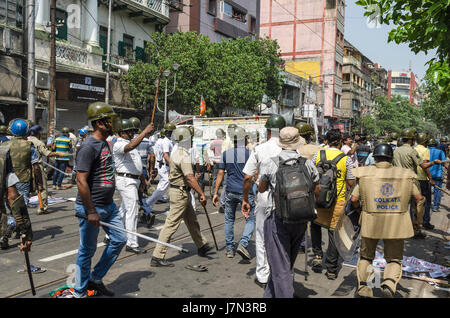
[39,242,105,262]
[38,210,221,261]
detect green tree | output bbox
[356,95,431,135]
[121,32,284,117]
[356,0,450,99]
[421,79,450,134]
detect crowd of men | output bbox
[0,102,448,298]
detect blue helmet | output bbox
[9,119,29,137]
[79,128,88,136]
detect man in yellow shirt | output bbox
[415,133,434,230]
[311,129,355,280]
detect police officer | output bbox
[28,125,65,214]
[8,119,42,207]
[146,123,175,213]
[393,129,440,238]
[296,123,320,160]
[210,128,225,200]
[129,117,155,226]
[350,143,424,298]
[242,114,285,288]
[150,126,212,267]
[0,139,33,250]
[0,125,8,143]
[113,119,154,254]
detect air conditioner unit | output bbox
[36,70,50,89]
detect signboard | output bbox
[333,123,345,131]
[56,72,105,102]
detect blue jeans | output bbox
[16,182,30,206]
[432,178,443,210]
[74,202,127,296]
[224,191,255,251]
[53,160,68,187]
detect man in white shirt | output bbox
[113,119,153,254]
[242,114,285,288]
[145,123,175,213]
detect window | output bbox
[326,0,336,9]
[343,73,350,82]
[119,34,134,59]
[208,0,217,15]
[221,1,247,23]
[0,0,24,28]
[56,8,68,40]
[391,77,410,84]
[249,15,256,34]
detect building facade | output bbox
[34,0,169,132]
[166,0,260,42]
[0,0,27,122]
[387,70,421,105]
[341,40,374,132]
[260,0,345,130]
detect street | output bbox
[1,178,449,299]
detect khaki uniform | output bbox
[393,144,425,230]
[351,162,421,297]
[297,143,322,160]
[152,145,207,259]
[28,136,50,212]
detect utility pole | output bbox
[48,0,56,136]
[105,0,112,104]
[27,0,36,122]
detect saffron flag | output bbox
[200,96,206,115]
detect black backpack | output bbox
[272,156,316,224]
[315,150,346,209]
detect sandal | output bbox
[185,264,208,272]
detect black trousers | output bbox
[419,180,432,225]
[310,222,340,273]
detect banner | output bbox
[200,96,206,115]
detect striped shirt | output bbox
[54,135,72,161]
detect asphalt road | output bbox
[1,178,449,299]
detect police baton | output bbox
[21,235,36,296]
[201,205,219,251]
[75,215,189,253]
[432,183,450,196]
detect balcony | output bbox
[343,56,361,69]
[114,0,170,22]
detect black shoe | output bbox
[198,243,214,257]
[146,214,156,228]
[150,257,174,267]
[103,236,110,244]
[125,246,147,254]
[219,206,224,213]
[0,237,9,250]
[381,285,395,298]
[325,271,337,280]
[423,223,435,230]
[87,280,114,297]
[254,277,267,289]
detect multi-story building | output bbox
[260,0,345,131]
[166,0,260,42]
[341,40,374,132]
[387,70,421,105]
[370,63,388,98]
[34,0,169,131]
[0,0,27,121]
